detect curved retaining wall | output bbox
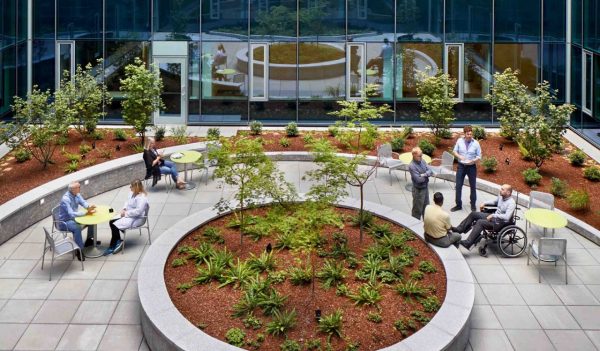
[138,196,474,351]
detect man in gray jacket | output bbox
[453,184,516,251]
[409,147,434,219]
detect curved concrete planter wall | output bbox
[138,196,474,351]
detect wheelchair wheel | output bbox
[497,225,527,257]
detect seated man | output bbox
[57,181,97,260]
[454,184,516,251]
[423,192,461,248]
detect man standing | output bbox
[409,147,434,219]
[424,192,461,248]
[454,184,516,252]
[57,182,97,260]
[451,125,481,212]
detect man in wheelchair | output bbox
[453,184,516,252]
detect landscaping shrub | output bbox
[367,311,382,323]
[417,139,435,156]
[286,122,299,137]
[390,137,405,152]
[56,135,69,145]
[79,143,92,155]
[302,133,314,144]
[568,149,586,166]
[472,125,487,140]
[250,120,263,135]
[153,125,166,141]
[64,151,81,163]
[171,126,189,144]
[280,339,301,351]
[207,127,220,140]
[361,123,379,149]
[279,137,290,148]
[522,168,542,186]
[400,126,413,139]
[90,129,105,140]
[550,177,568,198]
[416,71,457,139]
[243,313,262,330]
[64,160,79,174]
[14,148,31,163]
[481,156,498,173]
[583,166,600,181]
[439,128,452,139]
[328,124,339,137]
[318,309,343,340]
[114,128,128,141]
[266,309,297,336]
[566,190,590,211]
[225,328,246,347]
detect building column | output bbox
[566,0,571,103]
[27,0,33,94]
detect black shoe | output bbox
[152,176,158,187]
[453,241,460,248]
[75,251,85,261]
[84,239,101,247]
[460,240,472,250]
[450,206,462,212]
[471,206,477,212]
[451,226,459,233]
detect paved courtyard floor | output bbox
[1,161,600,350]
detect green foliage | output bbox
[345,341,360,351]
[317,259,347,289]
[390,137,405,152]
[288,266,313,285]
[248,252,277,273]
[550,177,568,198]
[114,129,128,141]
[171,257,188,267]
[367,311,382,323]
[13,148,32,163]
[286,122,299,137]
[302,132,315,144]
[153,125,166,141]
[363,244,391,260]
[90,130,105,140]
[378,233,406,251]
[130,143,145,153]
[171,126,190,144]
[120,58,164,145]
[411,310,431,324]
[361,123,379,149]
[225,328,246,347]
[280,339,301,351]
[416,70,457,138]
[202,226,225,244]
[233,290,262,317]
[243,313,263,330]
[335,284,350,297]
[258,289,287,316]
[176,282,194,293]
[266,309,297,337]
[568,150,586,166]
[421,295,441,312]
[267,270,287,284]
[418,260,437,273]
[394,317,418,336]
[396,280,429,300]
[219,258,255,289]
[328,124,340,137]
[417,139,435,156]
[349,283,382,306]
[472,125,487,140]
[482,156,498,173]
[486,68,528,140]
[318,310,343,340]
[351,210,374,228]
[356,255,384,282]
[250,120,263,135]
[79,143,92,155]
[194,259,226,285]
[64,161,79,174]
[523,168,542,186]
[56,135,69,145]
[409,270,424,280]
[305,339,322,350]
[62,150,81,163]
[583,166,600,181]
[566,190,590,211]
[439,128,453,139]
[369,223,393,239]
[187,242,216,264]
[279,137,290,147]
[207,127,221,140]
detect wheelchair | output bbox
[472,193,528,258]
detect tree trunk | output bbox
[359,184,364,242]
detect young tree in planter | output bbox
[60,61,112,137]
[2,87,74,169]
[416,69,457,140]
[485,68,531,140]
[213,137,297,245]
[120,57,164,146]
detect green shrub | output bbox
[302,133,315,144]
[280,339,301,351]
[289,266,312,285]
[481,156,498,173]
[568,149,586,166]
[14,148,31,163]
[171,257,187,267]
[176,282,194,293]
[316,259,347,289]
[409,270,424,280]
[286,122,299,137]
[64,160,79,174]
[267,270,287,284]
[56,135,70,145]
[250,120,263,135]
[345,341,360,351]
[318,310,343,340]
[439,129,453,139]
[248,251,277,272]
[114,128,128,141]
[418,260,437,273]
[361,123,379,149]
[583,166,600,181]
[97,147,112,159]
[171,126,189,144]
[390,137,405,152]
[351,210,373,228]
[305,339,322,350]
[90,130,105,140]
[328,124,339,137]
[266,309,297,337]
[225,328,246,347]
[400,126,413,139]
[349,283,382,306]
[202,226,225,244]
[207,127,220,140]
[367,311,382,323]
[335,284,350,297]
[279,137,290,148]
[566,190,590,211]
[153,125,166,141]
[394,317,417,336]
[550,177,568,198]
[420,295,441,312]
[418,139,435,156]
[411,310,430,323]
[472,125,487,140]
[522,168,542,186]
[129,143,145,153]
[79,143,92,155]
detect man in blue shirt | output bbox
[451,125,482,212]
[57,182,97,260]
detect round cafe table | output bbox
[398,152,432,192]
[171,150,202,190]
[75,205,114,258]
[524,208,567,237]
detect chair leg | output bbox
[49,254,54,281]
[565,254,568,285]
[79,249,84,271]
[147,227,152,245]
[538,257,541,283]
[41,247,46,270]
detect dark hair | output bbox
[463,125,473,133]
[433,192,444,205]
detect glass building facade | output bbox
[0,0,598,145]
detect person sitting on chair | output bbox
[143,137,186,190]
[454,184,516,251]
[423,192,461,248]
[56,181,97,260]
[105,179,149,255]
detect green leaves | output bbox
[416,70,457,138]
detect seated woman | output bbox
[143,137,186,189]
[105,179,149,255]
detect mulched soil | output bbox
[165,207,446,351]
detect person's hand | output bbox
[486,214,493,221]
[89,204,96,210]
[120,209,126,217]
[86,207,96,215]
[479,204,485,211]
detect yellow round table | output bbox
[75,205,114,258]
[524,208,567,237]
[366,69,377,76]
[171,150,202,190]
[216,68,236,75]
[398,152,432,192]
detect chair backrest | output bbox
[377,143,392,159]
[441,151,455,169]
[529,191,554,210]
[539,238,567,256]
[43,227,55,248]
[51,205,67,231]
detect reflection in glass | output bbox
[347,0,394,36]
[105,0,151,40]
[251,44,266,99]
[446,45,461,99]
[396,0,443,42]
[493,43,539,91]
[268,42,297,99]
[58,43,73,84]
[57,0,102,39]
[251,0,297,37]
[571,46,582,108]
[159,62,182,115]
[32,40,55,91]
[202,0,248,38]
[583,52,593,113]
[494,0,540,42]
[299,0,345,37]
[33,0,54,39]
[396,43,442,98]
[464,43,490,100]
[201,42,248,99]
[348,44,364,99]
[445,0,491,42]
[365,40,394,101]
[542,43,565,102]
[298,42,345,99]
[153,0,200,39]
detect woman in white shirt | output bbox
[105,179,149,255]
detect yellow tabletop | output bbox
[216,68,236,75]
[524,208,567,229]
[398,152,431,164]
[75,205,114,226]
[366,69,377,76]
[170,150,202,164]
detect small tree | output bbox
[60,61,112,137]
[486,68,531,140]
[120,57,164,145]
[416,70,457,139]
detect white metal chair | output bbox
[430,151,455,190]
[528,191,555,236]
[42,227,83,281]
[192,151,210,185]
[376,143,407,185]
[121,203,151,254]
[527,238,568,284]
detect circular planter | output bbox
[138,196,474,351]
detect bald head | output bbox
[68,182,81,195]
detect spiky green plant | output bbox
[266,309,297,336]
[316,259,348,289]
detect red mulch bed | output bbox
[165,207,446,351]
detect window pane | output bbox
[494,0,540,42]
[445,0,492,42]
[57,0,103,39]
[33,0,54,39]
[396,0,443,42]
[571,46,582,107]
[543,0,565,42]
[298,42,345,99]
[347,0,394,36]
[268,42,297,99]
[542,43,565,102]
[251,0,296,37]
[0,47,16,116]
[32,40,55,91]
[447,45,460,99]
[572,0,582,45]
[395,43,442,99]
[1,0,17,46]
[202,0,248,39]
[153,0,200,40]
[493,43,539,91]
[583,0,600,52]
[299,0,345,37]
[201,42,248,99]
[464,43,490,100]
[584,53,593,111]
[366,41,393,101]
[105,0,151,40]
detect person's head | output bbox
[500,184,513,198]
[218,44,225,52]
[144,137,155,150]
[433,192,444,206]
[130,179,146,196]
[383,38,389,44]
[68,182,81,195]
[463,125,473,141]
[411,147,423,162]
